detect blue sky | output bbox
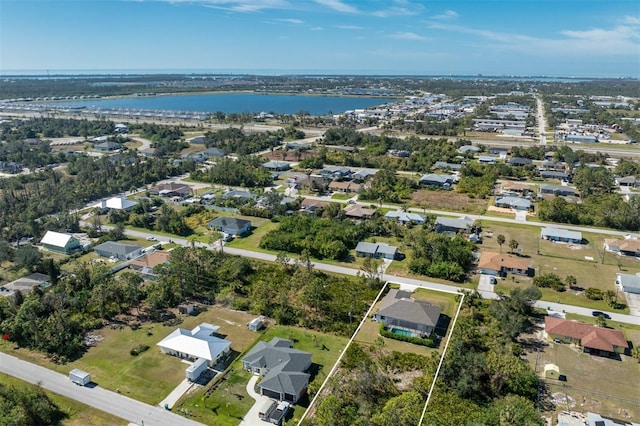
[1,0,639,77]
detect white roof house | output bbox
[95,196,138,211]
[41,231,74,248]
[157,323,231,366]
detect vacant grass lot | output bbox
[411,189,488,214]
[524,340,640,419]
[0,373,127,426]
[175,324,348,426]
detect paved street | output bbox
[0,353,203,426]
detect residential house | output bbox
[540,185,577,197]
[604,238,640,258]
[300,198,330,214]
[586,412,640,426]
[0,161,23,173]
[202,147,225,159]
[433,161,463,171]
[328,180,361,193]
[434,216,474,234]
[616,273,640,295]
[0,273,51,298]
[477,251,532,277]
[221,190,256,202]
[487,147,509,156]
[355,242,398,260]
[544,317,628,357]
[94,141,122,151]
[95,196,139,211]
[242,337,312,403]
[208,217,252,236]
[541,227,583,244]
[93,241,142,261]
[508,157,533,167]
[128,251,170,279]
[494,196,531,211]
[344,204,375,220]
[352,169,377,182]
[319,166,351,179]
[188,136,207,144]
[40,231,81,254]
[149,182,192,198]
[262,160,291,171]
[418,174,454,188]
[374,289,441,338]
[478,155,498,164]
[114,123,128,134]
[615,176,638,187]
[457,145,480,154]
[501,182,535,196]
[385,211,425,225]
[140,148,157,158]
[540,170,570,181]
[541,160,565,171]
[157,323,231,367]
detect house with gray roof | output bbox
[540,170,569,180]
[374,289,441,339]
[419,173,454,188]
[94,141,122,151]
[508,157,533,167]
[202,147,225,158]
[434,216,474,235]
[352,168,377,182]
[540,184,577,197]
[355,242,398,260]
[262,160,291,171]
[93,241,142,260]
[541,227,583,244]
[433,161,463,171]
[616,273,640,295]
[208,217,252,236]
[458,145,480,154]
[495,196,532,211]
[385,211,425,225]
[242,338,312,403]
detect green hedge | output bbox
[130,344,150,356]
[379,324,435,347]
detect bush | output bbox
[130,344,150,356]
[585,287,604,300]
[379,324,435,347]
[533,273,565,292]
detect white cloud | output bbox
[621,15,640,25]
[388,32,427,41]
[337,25,364,30]
[148,0,290,13]
[275,18,303,24]
[310,26,324,31]
[313,0,358,14]
[372,1,423,18]
[432,10,458,20]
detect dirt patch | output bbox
[411,190,488,214]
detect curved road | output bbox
[0,352,203,426]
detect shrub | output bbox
[585,287,604,300]
[130,344,150,356]
[533,273,565,292]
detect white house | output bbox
[157,323,231,367]
[95,196,138,211]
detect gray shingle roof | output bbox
[208,216,251,231]
[377,296,441,328]
[94,241,141,256]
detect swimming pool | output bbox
[390,328,414,337]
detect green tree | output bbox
[371,391,424,426]
[496,234,506,253]
[14,246,43,272]
[508,239,519,253]
[565,275,577,289]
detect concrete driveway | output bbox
[625,292,640,317]
[477,274,498,299]
[240,375,272,426]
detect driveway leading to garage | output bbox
[625,292,640,316]
[240,374,273,426]
[477,274,498,299]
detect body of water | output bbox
[51,93,396,115]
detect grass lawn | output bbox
[175,324,348,426]
[225,221,278,253]
[330,193,352,200]
[523,340,640,419]
[0,373,127,426]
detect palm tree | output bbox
[509,239,519,253]
[497,234,506,253]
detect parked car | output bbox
[592,311,611,319]
[146,236,157,241]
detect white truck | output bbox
[69,369,91,386]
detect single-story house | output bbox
[157,323,231,367]
[541,160,565,171]
[94,196,139,211]
[188,136,207,144]
[494,196,531,211]
[94,141,122,151]
[262,160,291,171]
[604,238,640,258]
[374,289,441,338]
[222,190,256,202]
[544,317,628,357]
[419,174,454,188]
[433,161,463,171]
[202,147,225,158]
[385,211,425,225]
[242,337,312,403]
[540,170,570,181]
[149,182,192,198]
[355,242,398,260]
[540,185,577,197]
[478,155,498,164]
[616,273,640,295]
[477,251,532,277]
[458,145,481,154]
[93,241,142,260]
[586,412,640,426]
[488,147,509,156]
[0,273,51,298]
[501,181,535,195]
[300,198,330,214]
[208,217,252,236]
[129,251,171,279]
[114,123,128,134]
[508,157,533,167]
[344,204,375,220]
[0,161,23,174]
[541,227,583,244]
[352,169,377,182]
[615,176,638,187]
[319,166,351,179]
[434,216,474,234]
[40,231,81,254]
[328,180,361,193]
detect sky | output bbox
[1,0,639,77]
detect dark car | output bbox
[592,311,611,319]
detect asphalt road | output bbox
[0,353,204,426]
[536,96,547,145]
